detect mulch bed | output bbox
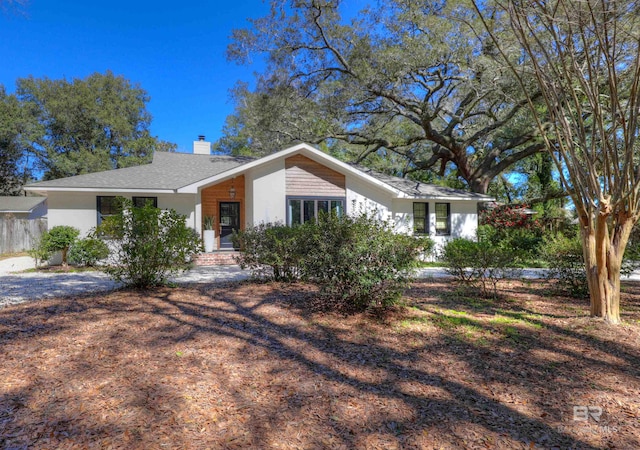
[1,280,639,449]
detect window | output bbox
[287,197,344,226]
[413,202,429,235]
[97,196,119,225]
[435,203,451,235]
[132,196,158,208]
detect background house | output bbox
[24,140,492,261]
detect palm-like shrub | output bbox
[41,225,80,267]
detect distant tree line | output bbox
[0,71,175,195]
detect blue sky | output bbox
[0,0,271,153]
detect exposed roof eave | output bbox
[24,187,177,194]
[409,195,495,201]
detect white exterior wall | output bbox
[345,175,394,223]
[46,191,197,236]
[393,198,479,255]
[391,199,413,234]
[245,159,287,225]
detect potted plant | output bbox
[203,215,216,252]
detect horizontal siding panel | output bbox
[285,155,345,197]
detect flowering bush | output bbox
[480,204,543,260]
[480,204,540,230]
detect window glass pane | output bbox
[98,196,117,215]
[289,200,301,226]
[303,200,315,223]
[413,203,427,234]
[318,200,329,215]
[97,196,120,225]
[132,196,157,208]
[330,201,344,216]
[436,203,450,234]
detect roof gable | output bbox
[176,143,402,195]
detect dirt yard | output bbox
[1,280,639,449]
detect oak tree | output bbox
[221,0,545,193]
[16,71,175,180]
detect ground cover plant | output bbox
[1,279,639,448]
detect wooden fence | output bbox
[0,216,47,254]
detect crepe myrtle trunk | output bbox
[580,208,635,325]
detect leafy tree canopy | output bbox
[10,71,175,181]
[217,0,546,193]
[0,86,32,195]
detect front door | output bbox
[219,202,240,250]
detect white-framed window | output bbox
[287,197,345,226]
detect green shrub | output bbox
[300,212,428,312]
[541,233,588,297]
[233,212,430,313]
[477,224,543,263]
[41,225,80,266]
[28,235,51,269]
[441,234,521,298]
[622,225,640,276]
[233,223,305,281]
[96,198,202,288]
[68,236,110,267]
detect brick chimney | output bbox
[193,135,211,155]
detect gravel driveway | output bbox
[0,257,250,309]
[2,256,639,309]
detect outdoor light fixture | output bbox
[229,179,236,199]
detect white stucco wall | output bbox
[245,159,287,225]
[393,199,480,256]
[46,191,197,236]
[345,175,394,223]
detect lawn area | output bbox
[1,280,639,449]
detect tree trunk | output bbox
[469,177,490,195]
[580,213,634,325]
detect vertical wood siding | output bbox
[285,155,345,196]
[201,176,245,250]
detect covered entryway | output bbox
[200,176,245,251]
[219,202,240,249]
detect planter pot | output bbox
[203,230,216,253]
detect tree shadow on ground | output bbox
[0,279,638,448]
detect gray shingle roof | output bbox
[25,152,255,190]
[350,164,493,200]
[25,149,490,201]
[0,196,46,213]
